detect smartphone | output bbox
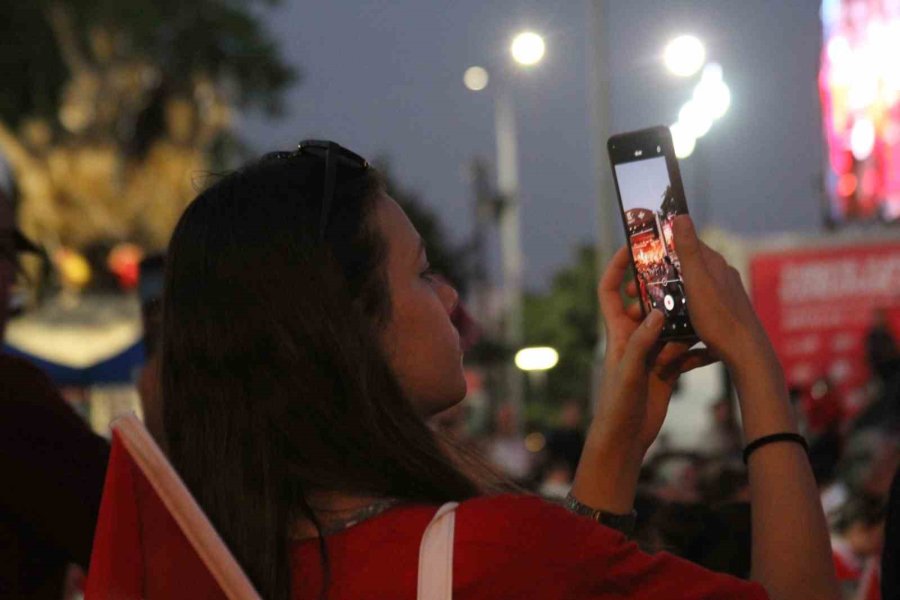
[608,125,696,342]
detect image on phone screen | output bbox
[614,156,690,326]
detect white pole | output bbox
[495,88,525,431]
[587,0,616,415]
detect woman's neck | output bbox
[292,491,393,540]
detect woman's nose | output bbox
[440,280,459,313]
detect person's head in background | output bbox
[493,403,518,436]
[136,253,165,445]
[832,493,886,558]
[558,399,583,430]
[160,142,505,600]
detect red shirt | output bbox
[292,494,769,599]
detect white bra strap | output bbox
[417,501,459,600]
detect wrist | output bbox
[572,433,644,514]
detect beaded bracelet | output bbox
[742,432,808,465]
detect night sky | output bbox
[240,1,824,291]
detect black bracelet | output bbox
[742,432,808,465]
[564,492,637,536]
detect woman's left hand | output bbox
[572,246,716,513]
[592,246,716,453]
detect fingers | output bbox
[659,348,719,380]
[598,246,633,325]
[626,302,643,321]
[619,310,665,381]
[625,280,638,298]
[655,341,693,368]
[673,215,702,266]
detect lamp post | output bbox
[464,30,546,432]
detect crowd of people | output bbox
[0,141,897,599]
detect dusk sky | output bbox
[616,157,671,213]
[240,1,824,291]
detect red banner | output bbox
[750,242,900,417]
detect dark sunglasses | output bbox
[266,140,369,241]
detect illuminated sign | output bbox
[819,0,900,223]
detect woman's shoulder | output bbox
[451,493,625,556]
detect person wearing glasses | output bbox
[0,189,109,599]
[160,141,837,599]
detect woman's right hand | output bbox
[672,215,772,368]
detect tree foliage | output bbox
[0,0,296,129]
[523,244,600,405]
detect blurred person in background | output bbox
[0,187,109,599]
[830,494,885,600]
[699,396,743,460]
[544,399,587,477]
[136,253,165,446]
[484,402,534,485]
[157,142,837,599]
[538,459,573,501]
[866,308,899,386]
[882,467,900,600]
[858,308,900,434]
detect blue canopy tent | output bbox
[2,340,146,387]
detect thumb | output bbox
[620,310,665,378]
[673,215,702,270]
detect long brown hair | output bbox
[160,151,512,599]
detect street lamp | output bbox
[514,346,559,371]
[463,66,489,92]
[664,35,706,77]
[664,33,732,159]
[464,30,546,432]
[511,32,546,66]
[515,346,559,421]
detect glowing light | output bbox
[693,63,731,120]
[514,346,559,371]
[107,243,144,290]
[55,248,92,288]
[525,432,547,453]
[670,122,696,159]
[511,31,546,66]
[850,118,876,160]
[463,66,489,91]
[679,99,713,138]
[663,35,706,77]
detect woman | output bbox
[161,140,837,599]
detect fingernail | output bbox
[644,310,664,329]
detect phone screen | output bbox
[609,129,695,340]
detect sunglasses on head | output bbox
[266,140,370,241]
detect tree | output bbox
[0,0,297,257]
[523,244,600,414]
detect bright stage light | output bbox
[511,31,546,66]
[463,66,490,91]
[664,35,706,77]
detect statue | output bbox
[0,3,231,260]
